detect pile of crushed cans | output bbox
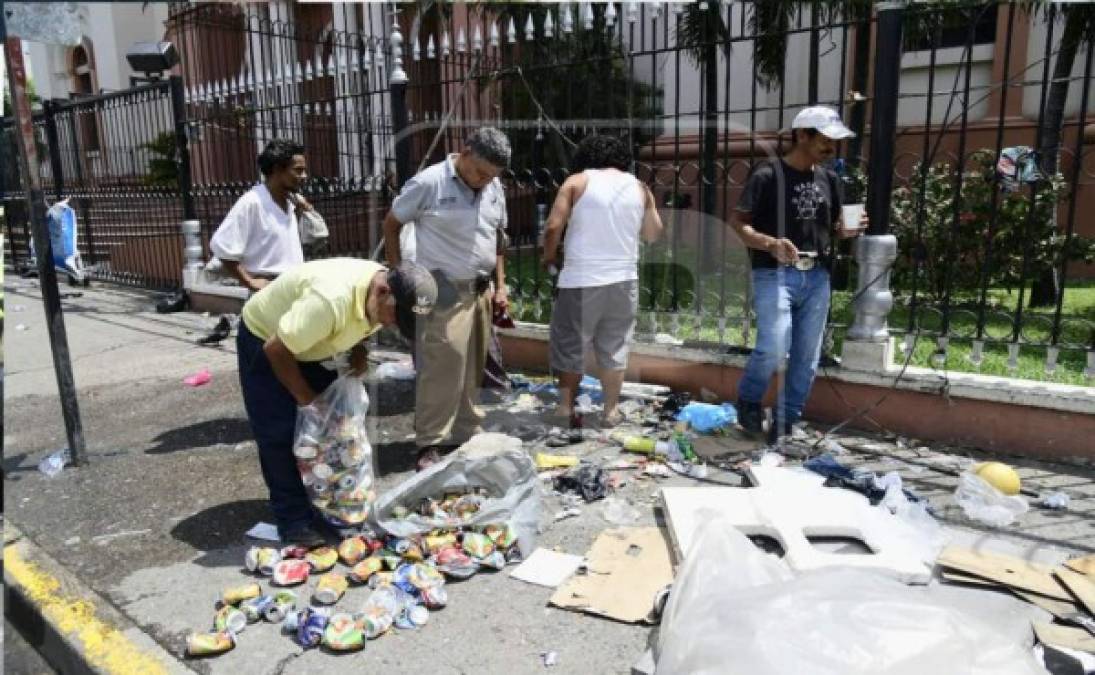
[186,493,521,657]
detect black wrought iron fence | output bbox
[4,1,1092,383]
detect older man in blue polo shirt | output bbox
[382,127,511,471]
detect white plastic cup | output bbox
[841,203,866,231]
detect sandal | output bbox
[415,446,443,472]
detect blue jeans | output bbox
[237,322,337,535]
[737,266,831,424]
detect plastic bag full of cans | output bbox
[294,375,376,529]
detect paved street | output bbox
[4,279,1093,673]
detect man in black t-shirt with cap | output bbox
[731,106,868,443]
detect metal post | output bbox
[3,30,87,465]
[389,8,412,188]
[169,76,196,221]
[846,2,903,344]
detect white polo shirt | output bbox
[210,184,304,277]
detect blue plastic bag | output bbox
[675,402,737,433]
[30,199,84,282]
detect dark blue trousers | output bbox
[237,321,336,535]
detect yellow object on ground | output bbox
[536,452,580,470]
[975,461,1021,496]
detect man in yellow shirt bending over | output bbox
[238,258,437,546]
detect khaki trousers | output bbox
[414,289,491,447]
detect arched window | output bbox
[70,42,101,152]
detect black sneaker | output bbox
[766,415,795,445]
[156,290,188,314]
[281,523,326,548]
[737,400,765,434]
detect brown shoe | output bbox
[415,446,443,472]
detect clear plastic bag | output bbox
[656,515,1047,675]
[954,471,1029,528]
[371,433,541,557]
[293,376,375,529]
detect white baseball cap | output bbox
[791,106,855,140]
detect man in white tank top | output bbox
[542,135,665,426]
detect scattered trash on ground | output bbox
[602,497,641,526]
[954,470,1029,527]
[183,368,212,387]
[541,651,559,667]
[510,548,585,588]
[1039,492,1071,510]
[37,449,70,478]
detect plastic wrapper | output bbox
[954,471,1029,527]
[656,516,1045,675]
[674,402,737,433]
[294,376,376,529]
[372,434,541,558]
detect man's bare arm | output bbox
[263,335,318,405]
[222,259,268,292]
[382,211,404,267]
[640,185,665,243]
[730,209,799,264]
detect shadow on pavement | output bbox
[145,418,253,455]
[171,499,270,568]
[375,441,418,475]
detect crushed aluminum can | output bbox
[213,605,247,634]
[338,536,369,566]
[358,608,393,640]
[420,585,448,610]
[312,462,334,482]
[239,595,274,623]
[424,532,458,554]
[264,591,296,623]
[280,544,310,560]
[460,532,495,559]
[406,562,445,591]
[295,607,330,649]
[220,582,261,607]
[394,604,429,630]
[391,505,410,519]
[478,550,507,571]
[339,440,368,468]
[367,571,395,589]
[322,613,365,652]
[294,442,319,460]
[186,631,235,657]
[376,549,402,571]
[350,557,384,584]
[435,547,479,579]
[244,547,282,576]
[272,559,311,586]
[313,573,349,605]
[305,547,338,573]
[362,586,403,618]
[335,471,358,492]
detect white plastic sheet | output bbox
[656,515,1048,675]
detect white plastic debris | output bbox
[38,449,70,478]
[1038,491,1070,510]
[574,393,594,413]
[954,471,1029,527]
[541,651,558,667]
[15,324,28,331]
[374,361,416,380]
[653,332,684,346]
[820,438,847,455]
[758,452,785,468]
[602,496,640,525]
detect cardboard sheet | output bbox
[549,527,673,624]
[1065,555,1095,577]
[1055,567,1095,616]
[1034,622,1095,654]
[937,546,1072,601]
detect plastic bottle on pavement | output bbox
[38,449,70,478]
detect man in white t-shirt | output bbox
[210,139,307,292]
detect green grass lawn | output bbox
[506,252,1095,386]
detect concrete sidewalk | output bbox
[4,279,1094,674]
